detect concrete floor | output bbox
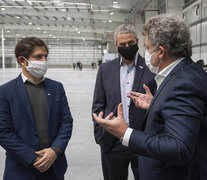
[0,68,134,180]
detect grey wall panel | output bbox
[190,26,197,45]
[201,46,207,64]
[192,47,200,61]
[196,24,200,45]
[201,21,207,44]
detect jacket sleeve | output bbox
[51,83,73,151]
[128,78,205,166]
[0,87,36,167]
[92,65,106,144]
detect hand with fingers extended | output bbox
[33,148,57,173]
[93,103,128,138]
[127,84,153,110]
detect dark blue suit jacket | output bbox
[92,54,156,152]
[128,58,207,180]
[0,74,73,180]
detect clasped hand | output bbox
[33,148,57,173]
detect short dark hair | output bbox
[14,37,49,59]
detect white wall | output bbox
[183,0,207,63]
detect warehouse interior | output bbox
[0,0,207,179]
[0,0,207,69]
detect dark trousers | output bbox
[101,141,139,180]
[35,167,63,180]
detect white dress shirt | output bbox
[21,73,45,84]
[120,53,138,125]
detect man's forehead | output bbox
[117,33,136,42]
[32,46,47,53]
[117,33,135,38]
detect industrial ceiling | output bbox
[0,0,151,42]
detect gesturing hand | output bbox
[127,84,153,110]
[93,103,128,138]
[33,148,57,173]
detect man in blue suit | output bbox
[93,15,207,180]
[0,37,73,180]
[92,24,156,180]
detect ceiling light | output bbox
[37,27,40,30]
[75,27,78,30]
[110,12,114,15]
[1,8,5,10]
[16,33,19,36]
[62,9,66,11]
[16,16,20,19]
[78,31,80,34]
[67,17,71,20]
[108,20,112,22]
[49,34,52,36]
[28,22,32,25]
[43,31,47,33]
[113,1,117,4]
[7,30,10,33]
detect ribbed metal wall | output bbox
[183,0,207,64]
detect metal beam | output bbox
[125,0,147,24]
[1,28,5,70]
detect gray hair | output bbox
[114,24,138,42]
[143,14,192,58]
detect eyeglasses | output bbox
[117,40,137,47]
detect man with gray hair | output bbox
[92,24,156,180]
[94,14,207,180]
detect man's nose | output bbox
[42,57,47,61]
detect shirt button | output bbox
[127,82,129,84]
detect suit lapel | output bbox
[132,54,144,92]
[145,59,188,119]
[44,78,52,119]
[16,74,36,127]
[112,58,121,102]
[131,54,144,105]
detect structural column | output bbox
[1,28,5,70]
[15,36,18,68]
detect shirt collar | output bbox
[155,58,184,89]
[120,52,138,66]
[21,73,45,85]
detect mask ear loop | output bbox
[22,56,31,70]
[156,48,164,70]
[22,56,29,64]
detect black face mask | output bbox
[118,43,138,61]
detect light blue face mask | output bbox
[23,57,48,78]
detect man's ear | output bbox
[114,42,118,53]
[17,56,26,66]
[136,38,139,45]
[158,46,166,59]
